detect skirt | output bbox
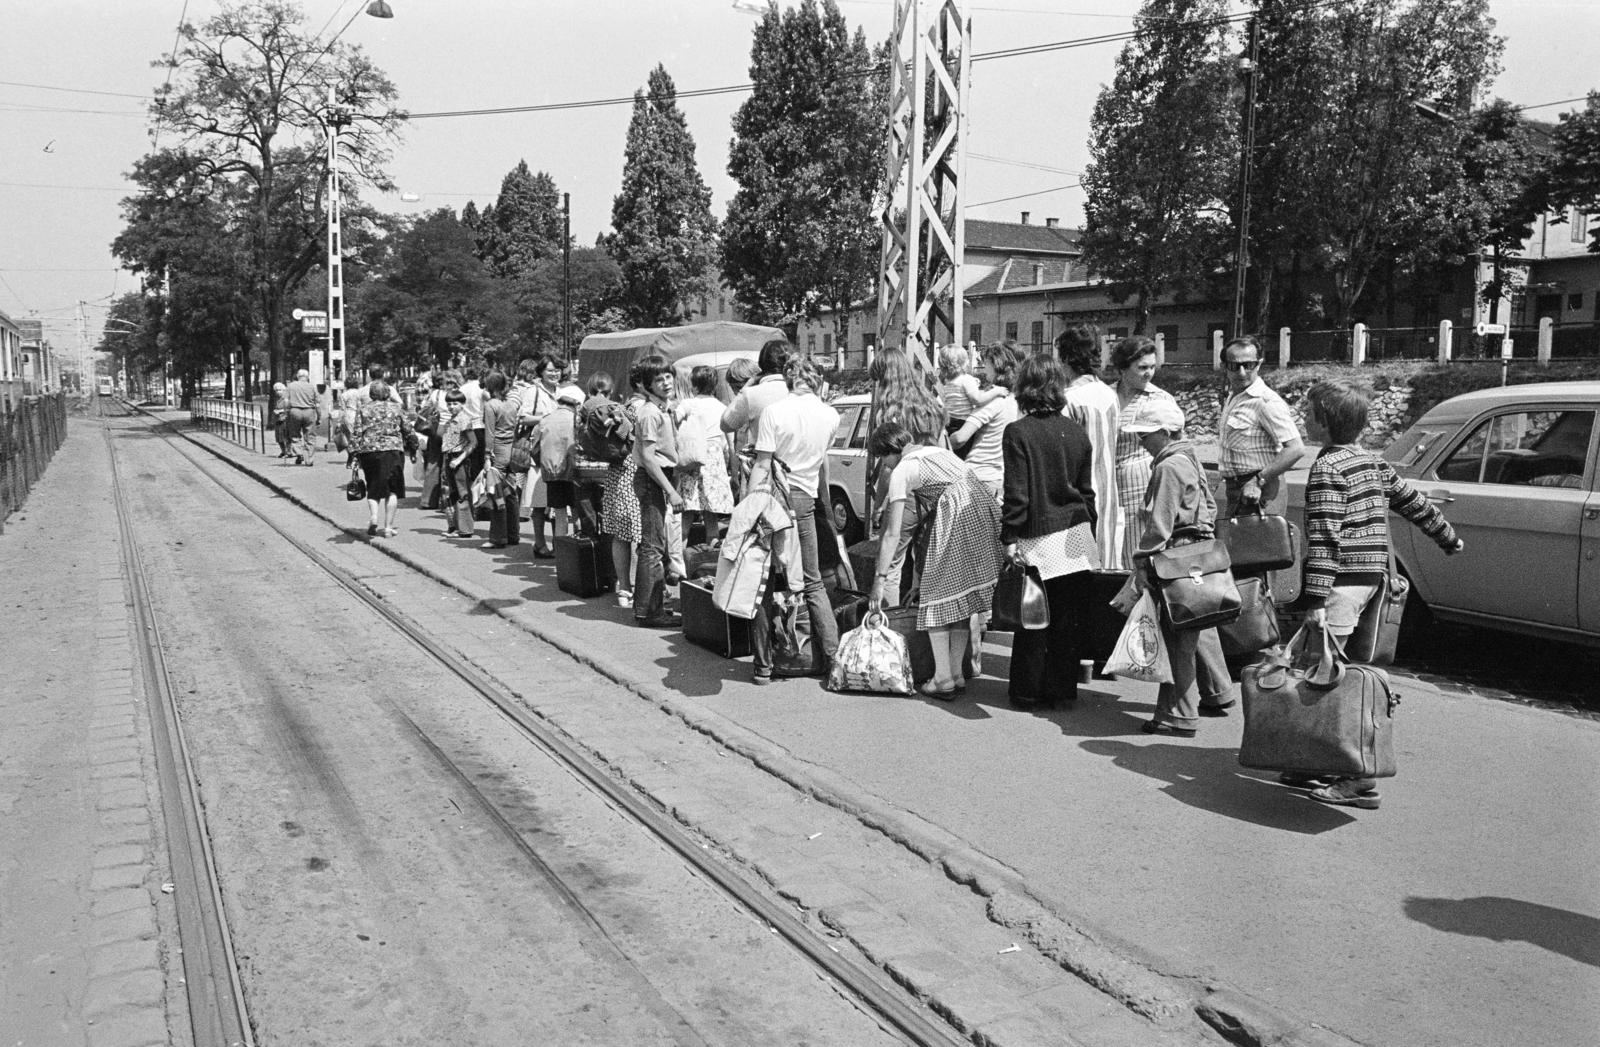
[676,445,735,515]
[601,456,642,544]
[358,449,407,501]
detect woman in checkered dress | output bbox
[1111,336,1178,570]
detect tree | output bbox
[721,0,886,339]
[144,0,403,386]
[1079,0,1237,333]
[510,246,623,353]
[1246,0,1501,328]
[1540,92,1600,252]
[480,161,564,279]
[607,65,719,326]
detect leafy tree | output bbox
[1540,92,1600,252]
[721,0,885,339]
[142,0,403,386]
[95,292,163,393]
[1246,0,1501,328]
[607,65,719,326]
[510,246,624,354]
[1079,0,1237,333]
[480,161,564,279]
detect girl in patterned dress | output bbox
[601,386,646,608]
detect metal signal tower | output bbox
[325,89,350,389]
[877,0,971,372]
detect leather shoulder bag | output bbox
[1149,528,1242,631]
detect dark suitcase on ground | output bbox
[1084,570,1131,667]
[682,577,752,658]
[555,534,615,598]
[884,605,975,686]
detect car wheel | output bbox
[831,490,863,545]
[1396,565,1434,650]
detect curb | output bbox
[139,406,1368,1047]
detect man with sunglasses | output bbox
[1218,335,1303,516]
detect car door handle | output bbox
[1585,507,1600,521]
[1425,490,1455,504]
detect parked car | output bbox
[825,393,872,543]
[1289,381,1600,649]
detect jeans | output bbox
[750,485,839,675]
[1154,625,1234,729]
[1010,569,1089,703]
[489,475,522,546]
[633,469,673,621]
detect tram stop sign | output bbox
[293,308,329,335]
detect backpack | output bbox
[538,405,578,480]
[579,396,634,464]
[676,406,714,469]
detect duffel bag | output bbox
[1239,622,1399,779]
[1216,510,1298,572]
[826,612,915,695]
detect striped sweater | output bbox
[1304,444,1458,603]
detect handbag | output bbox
[826,612,915,695]
[1239,622,1399,778]
[345,466,366,501]
[1104,590,1172,684]
[990,561,1050,632]
[1218,576,1281,656]
[1149,530,1242,631]
[1345,544,1408,666]
[507,433,536,474]
[1216,510,1298,572]
[711,532,773,620]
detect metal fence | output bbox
[0,393,69,531]
[191,397,268,454]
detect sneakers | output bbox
[616,590,633,609]
[1309,780,1381,809]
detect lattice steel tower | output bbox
[877,0,971,371]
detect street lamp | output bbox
[366,1,395,17]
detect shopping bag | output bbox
[1104,591,1172,684]
[826,612,915,695]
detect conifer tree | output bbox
[482,160,564,280]
[607,65,719,326]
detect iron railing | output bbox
[0,392,69,532]
[191,397,268,454]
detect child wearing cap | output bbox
[1112,397,1237,736]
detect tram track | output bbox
[104,399,966,1047]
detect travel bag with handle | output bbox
[1218,576,1280,656]
[1216,509,1298,572]
[1149,529,1242,631]
[1238,621,1399,778]
[826,612,915,695]
[1344,543,1408,667]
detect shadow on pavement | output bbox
[1079,738,1358,833]
[1403,896,1600,969]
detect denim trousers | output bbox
[1155,624,1233,729]
[750,484,839,675]
[633,469,673,621]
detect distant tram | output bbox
[97,375,114,396]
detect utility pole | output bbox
[562,192,572,361]
[1232,11,1261,341]
[326,88,350,393]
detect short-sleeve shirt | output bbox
[1219,378,1300,478]
[754,391,840,497]
[458,379,486,431]
[634,398,678,468]
[721,374,790,449]
[940,373,982,421]
[960,393,1019,487]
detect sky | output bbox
[2,0,1596,354]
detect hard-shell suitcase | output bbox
[682,577,752,658]
[554,534,615,598]
[1239,623,1399,778]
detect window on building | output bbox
[1108,327,1129,341]
[1004,321,1018,342]
[1569,293,1585,313]
[1571,209,1590,244]
[1156,325,1181,360]
[1030,321,1044,350]
[969,323,982,345]
[718,296,726,316]
[823,333,833,354]
[807,333,817,352]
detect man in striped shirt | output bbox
[1218,335,1303,517]
[1297,378,1463,809]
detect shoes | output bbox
[531,546,555,559]
[918,681,961,701]
[294,456,304,466]
[1279,772,1327,789]
[481,541,506,549]
[383,528,397,538]
[367,524,379,537]
[752,672,772,686]
[1199,700,1237,718]
[445,529,461,537]
[1141,720,1197,738]
[616,591,634,609]
[1309,783,1381,809]
[635,613,682,629]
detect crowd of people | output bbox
[278,329,1463,810]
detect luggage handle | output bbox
[1282,620,1347,690]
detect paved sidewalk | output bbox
[0,417,176,1047]
[153,410,1600,1047]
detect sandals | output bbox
[1309,783,1381,809]
[1141,720,1197,738]
[917,681,962,701]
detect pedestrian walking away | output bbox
[283,368,321,465]
[351,379,409,538]
[1292,378,1464,809]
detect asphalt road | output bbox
[107,414,907,1047]
[141,411,1600,1047]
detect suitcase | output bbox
[682,577,752,658]
[1239,623,1399,778]
[883,605,975,686]
[772,588,870,677]
[554,534,615,598]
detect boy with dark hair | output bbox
[630,355,682,628]
[1297,378,1464,809]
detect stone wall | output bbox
[1173,382,1415,450]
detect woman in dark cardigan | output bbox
[1000,354,1100,707]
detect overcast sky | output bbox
[2,0,1595,348]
